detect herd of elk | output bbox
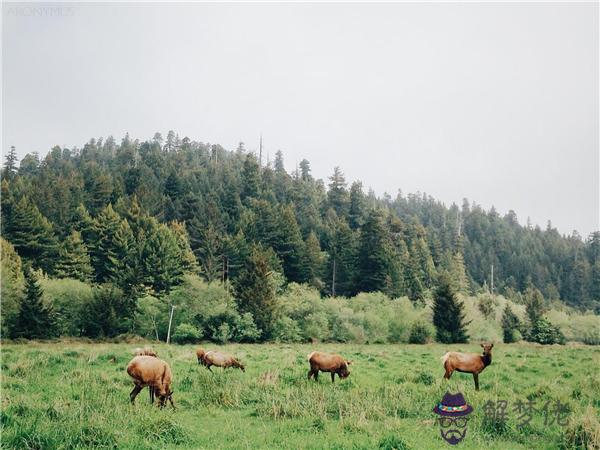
[126,343,494,408]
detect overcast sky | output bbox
[3,2,598,236]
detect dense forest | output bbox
[1,133,599,341]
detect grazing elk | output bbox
[132,347,158,402]
[133,347,158,358]
[196,348,245,372]
[127,355,174,408]
[441,343,493,391]
[307,351,352,383]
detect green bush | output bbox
[41,278,94,337]
[527,318,566,345]
[408,321,432,344]
[234,312,261,342]
[272,317,303,343]
[172,323,202,344]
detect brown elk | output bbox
[132,347,158,402]
[307,351,352,383]
[133,347,158,358]
[441,343,493,391]
[127,355,174,408]
[196,348,245,372]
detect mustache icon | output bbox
[440,427,467,445]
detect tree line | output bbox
[1,134,598,339]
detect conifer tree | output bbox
[302,231,325,287]
[55,231,93,281]
[348,181,366,229]
[3,145,18,179]
[327,166,349,217]
[501,303,521,343]
[3,196,58,274]
[241,153,261,202]
[12,267,56,339]
[88,204,122,282]
[357,210,393,293]
[235,245,277,340]
[169,221,199,273]
[325,219,357,297]
[142,221,184,295]
[433,274,469,343]
[524,286,545,325]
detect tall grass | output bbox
[1,342,598,449]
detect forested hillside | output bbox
[1,133,598,329]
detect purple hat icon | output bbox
[432,392,473,417]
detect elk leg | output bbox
[314,370,319,381]
[308,369,314,380]
[206,365,214,373]
[168,396,175,409]
[331,373,335,383]
[130,385,142,404]
[444,369,453,380]
[473,373,479,391]
[149,386,155,404]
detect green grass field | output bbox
[1,341,599,449]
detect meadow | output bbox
[1,341,599,450]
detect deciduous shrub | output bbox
[172,323,202,344]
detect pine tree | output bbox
[12,267,56,339]
[55,231,93,281]
[348,181,366,229]
[433,275,469,343]
[241,153,261,202]
[451,250,470,294]
[524,286,545,326]
[302,231,324,287]
[142,221,184,296]
[169,221,199,273]
[501,303,521,343]
[299,159,312,181]
[3,196,58,274]
[235,245,277,339]
[327,166,349,217]
[3,146,18,179]
[357,211,393,293]
[88,204,122,282]
[325,219,358,297]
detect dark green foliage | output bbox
[525,287,546,325]
[2,131,598,324]
[501,303,521,343]
[327,166,349,217]
[3,196,58,274]
[3,145,18,179]
[81,285,129,338]
[356,211,393,294]
[408,321,432,344]
[12,267,57,339]
[527,317,566,345]
[432,275,469,343]
[55,231,93,281]
[235,245,278,340]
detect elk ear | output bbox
[490,343,494,348]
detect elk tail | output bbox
[441,352,450,366]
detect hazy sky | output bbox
[3,2,598,236]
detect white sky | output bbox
[2,2,599,236]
